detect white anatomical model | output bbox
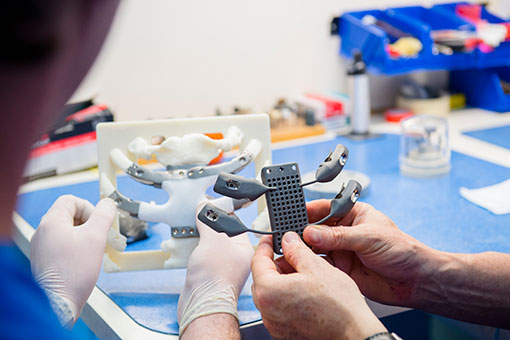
[100,126,262,269]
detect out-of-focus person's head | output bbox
[1,0,79,65]
[0,0,119,135]
[0,0,119,237]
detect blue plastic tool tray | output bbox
[450,66,510,112]
[337,3,509,74]
[437,3,510,69]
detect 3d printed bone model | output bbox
[97,115,272,272]
[198,144,362,254]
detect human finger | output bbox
[274,256,296,274]
[40,195,94,227]
[231,232,254,250]
[303,224,369,253]
[334,202,375,227]
[306,200,374,227]
[326,250,355,274]
[72,197,97,224]
[281,232,324,274]
[251,236,280,281]
[305,199,331,223]
[83,198,116,236]
[200,199,255,246]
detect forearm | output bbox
[415,250,510,328]
[181,313,240,340]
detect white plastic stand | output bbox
[97,114,271,272]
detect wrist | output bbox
[412,245,457,310]
[365,332,403,340]
[34,267,80,328]
[178,280,239,335]
[43,288,78,329]
[181,313,239,340]
[337,299,387,340]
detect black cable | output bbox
[312,214,333,225]
[300,180,317,187]
[246,228,278,235]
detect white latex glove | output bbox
[30,195,116,328]
[177,203,254,335]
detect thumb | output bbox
[303,224,366,252]
[83,198,116,236]
[194,201,217,238]
[281,232,324,274]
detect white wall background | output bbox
[72,0,496,121]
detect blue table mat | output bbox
[16,133,510,335]
[463,125,510,149]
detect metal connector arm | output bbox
[313,180,362,225]
[110,148,170,188]
[198,203,277,237]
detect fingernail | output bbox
[308,226,323,243]
[283,232,300,244]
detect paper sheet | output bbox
[459,179,510,215]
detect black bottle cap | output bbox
[347,51,366,75]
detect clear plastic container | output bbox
[400,115,450,177]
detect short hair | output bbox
[0,0,64,64]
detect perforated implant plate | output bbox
[261,162,309,254]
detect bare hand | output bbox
[251,232,386,340]
[304,200,437,308]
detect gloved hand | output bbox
[303,200,438,308]
[31,195,116,328]
[177,203,254,336]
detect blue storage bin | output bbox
[434,2,506,24]
[339,9,432,74]
[390,6,478,71]
[338,5,481,74]
[337,3,510,74]
[337,2,510,111]
[392,5,474,31]
[451,67,510,112]
[434,3,510,69]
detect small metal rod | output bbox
[247,228,279,235]
[312,213,333,225]
[300,180,317,187]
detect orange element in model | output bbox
[137,133,225,166]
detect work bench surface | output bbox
[16,127,510,336]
